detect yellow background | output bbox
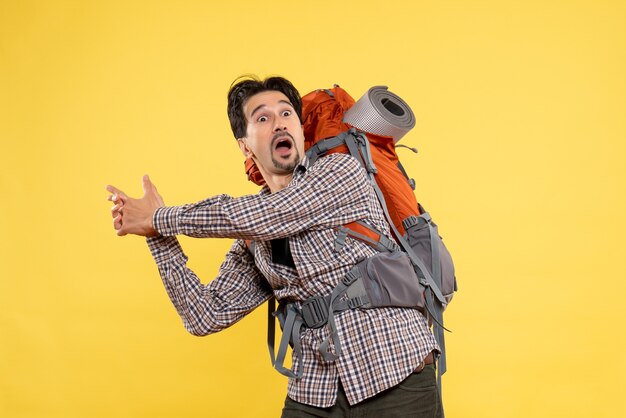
[1,1,625,417]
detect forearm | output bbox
[146,236,271,336]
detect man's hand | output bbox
[106,175,165,237]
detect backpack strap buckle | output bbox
[342,269,360,286]
[348,294,368,309]
[301,295,330,328]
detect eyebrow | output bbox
[250,100,294,118]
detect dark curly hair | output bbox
[227,75,302,139]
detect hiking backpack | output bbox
[245,85,457,388]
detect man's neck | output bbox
[264,173,293,193]
[256,157,305,193]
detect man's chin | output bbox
[273,162,298,173]
[272,152,301,173]
[272,160,297,173]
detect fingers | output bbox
[107,177,159,237]
[105,184,124,196]
[142,174,165,206]
[113,213,122,229]
[142,174,161,194]
[106,184,127,204]
[150,177,159,194]
[109,183,125,218]
[142,174,151,195]
[111,202,123,218]
[112,214,129,237]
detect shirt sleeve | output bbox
[146,235,272,336]
[152,154,371,241]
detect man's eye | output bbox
[282,110,291,117]
[257,116,268,122]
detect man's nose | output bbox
[273,119,287,132]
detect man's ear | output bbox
[237,138,253,158]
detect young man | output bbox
[106,76,441,417]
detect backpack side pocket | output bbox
[403,214,456,307]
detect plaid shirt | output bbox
[146,153,438,408]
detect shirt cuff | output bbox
[153,206,183,236]
[146,235,185,265]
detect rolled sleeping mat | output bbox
[342,86,416,143]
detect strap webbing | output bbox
[339,223,397,253]
[334,227,348,252]
[267,296,276,364]
[428,218,443,296]
[396,160,416,190]
[318,276,358,361]
[270,303,304,379]
[353,220,398,252]
[306,134,348,166]
[343,131,367,169]
[425,290,445,407]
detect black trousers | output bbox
[281,364,443,418]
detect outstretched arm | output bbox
[106,155,370,241]
[152,154,371,241]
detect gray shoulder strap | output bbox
[306,133,349,166]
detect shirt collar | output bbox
[258,155,309,196]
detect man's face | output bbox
[238,90,305,178]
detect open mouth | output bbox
[273,134,294,155]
